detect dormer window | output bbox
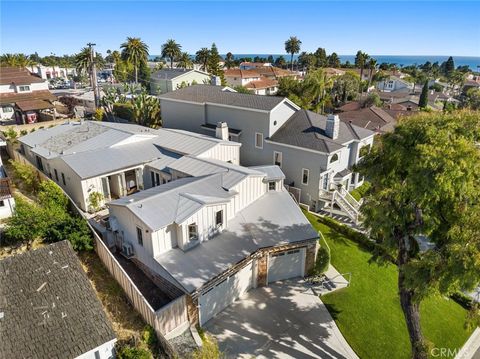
[17,85,30,92]
[188,223,198,241]
[330,153,339,163]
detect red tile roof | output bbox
[244,78,278,90]
[224,69,260,79]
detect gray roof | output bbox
[152,68,207,80]
[270,110,374,153]
[159,84,286,111]
[109,174,236,231]
[249,165,285,181]
[155,190,318,292]
[0,241,116,359]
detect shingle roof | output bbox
[0,241,116,359]
[338,106,397,132]
[0,67,46,85]
[270,110,374,153]
[159,84,285,111]
[0,90,56,106]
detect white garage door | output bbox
[268,248,305,283]
[199,261,253,325]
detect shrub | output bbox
[9,159,41,194]
[43,215,93,251]
[113,102,134,122]
[4,127,17,140]
[20,129,28,136]
[191,335,224,359]
[116,346,151,359]
[3,197,44,244]
[141,325,157,347]
[314,245,330,275]
[30,128,36,133]
[88,191,104,212]
[350,181,371,201]
[38,180,68,211]
[94,108,105,121]
[59,96,79,112]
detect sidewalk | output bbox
[456,327,480,359]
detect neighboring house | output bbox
[0,67,57,124]
[28,65,77,80]
[0,240,117,359]
[239,62,272,70]
[17,121,240,212]
[338,105,397,133]
[377,75,413,92]
[223,69,261,87]
[254,66,298,80]
[150,68,211,95]
[244,78,279,95]
[71,89,105,114]
[107,159,319,326]
[159,85,375,221]
[324,67,346,78]
[0,144,15,219]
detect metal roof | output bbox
[155,190,318,292]
[152,68,207,80]
[159,84,286,111]
[249,165,285,181]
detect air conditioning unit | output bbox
[121,242,134,258]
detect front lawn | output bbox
[305,211,474,359]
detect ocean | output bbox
[149,54,480,70]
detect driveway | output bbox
[205,280,359,359]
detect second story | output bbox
[224,69,261,87]
[0,67,49,94]
[150,68,211,95]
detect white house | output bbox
[28,65,77,80]
[377,75,413,92]
[150,68,211,95]
[223,69,262,87]
[18,120,241,212]
[0,240,117,359]
[239,62,272,70]
[0,67,57,124]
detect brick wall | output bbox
[186,295,199,325]
[304,240,319,276]
[256,254,268,287]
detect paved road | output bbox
[205,280,358,359]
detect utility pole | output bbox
[87,42,100,109]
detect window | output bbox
[268,181,276,191]
[54,169,58,182]
[188,223,198,241]
[136,226,143,246]
[329,153,339,163]
[35,156,44,171]
[94,351,100,359]
[322,173,329,190]
[18,85,30,92]
[1,106,13,113]
[302,168,309,185]
[215,210,223,227]
[255,132,263,149]
[273,151,282,167]
[61,173,66,185]
[155,173,160,186]
[0,200,4,207]
[150,172,155,187]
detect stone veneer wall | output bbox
[186,295,199,325]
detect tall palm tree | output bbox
[284,36,302,71]
[195,48,210,71]
[0,53,33,68]
[177,52,193,69]
[161,39,181,69]
[367,58,377,89]
[358,52,369,93]
[225,52,235,69]
[120,37,149,83]
[75,47,92,75]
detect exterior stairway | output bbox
[319,186,362,224]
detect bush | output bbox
[4,127,17,140]
[9,159,41,194]
[113,102,134,122]
[191,335,224,359]
[43,216,93,251]
[141,325,157,347]
[3,197,44,244]
[314,245,330,275]
[94,108,105,121]
[350,181,371,201]
[20,129,28,136]
[88,191,104,212]
[116,346,151,359]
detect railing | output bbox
[338,186,361,211]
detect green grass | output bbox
[305,211,473,359]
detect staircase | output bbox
[319,186,362,224]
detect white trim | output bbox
[159,97,272,114]
[255,132,264,149]
[302,168,309,186]
[269,97,301,112]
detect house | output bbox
[0,240,116,359]
[376,75,413,92]
[107,158,319,326]
[338,105,397,133]
[28,64,77,80]
[254,66,298,80]
[150,68,211,95]
[159,85,375,221]
[244,78,279,95]
[0,145,15,219]
[0,67,57,124]
[223,69,262,87]
[17,121,240,212]
[239,62,272,70]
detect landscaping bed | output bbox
[305,211,474,359]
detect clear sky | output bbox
[1,1,479,57]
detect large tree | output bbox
[314,47,328,68]
[195,47,210,72]
[328,52,340,68]
[284,36,302,71]
[332,71,360,103]
[161,39,182,69]
[120,37,149,83]
[225,52,235,69]
[418,80,429,108]
[356,110,480,359]
[206,43,225,85]
[177,52,193,69]
[355,50,369,93]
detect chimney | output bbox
[211,76,222,86]
[216,122,229,141]
[325,114,340,140]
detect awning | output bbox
[16,99,53,112]
[334,169,352,179]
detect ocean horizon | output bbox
[149,54,480,70]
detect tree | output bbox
[274,55,286,68]
[356,110,480,359]
[177,52,193,69]
[207,43,225,85]
[314,48,328,68]
[355,51,369,93]
[463,88,480,110]
[0,53,34,68]
[195,48,210,71]
[444,56,455,77]
[367,58,377,89]
[332,71,360,103]
[284,36,302,71]
[298,52,316,73]
[363,92,382,107]
[120,37,149,83]
[418,81,429,108]
[233,86,253,94]
[225,52,235,69]
[161,39,181,69]
[131,91,161,128]
[327,52,340,68]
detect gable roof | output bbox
[0,241,116,359]
[270,110,374,153]
[338,106,397,132]
[244,78,278,90]
[159,84,286,111]
[224,69,260,79]
[152,68,209,81]
[0,67,46,85]
[0,90,56,106]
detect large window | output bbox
[188,223,198,241]
[322,173,329,190]
[215,210,223,227]
[18,85,30,92]
[1,106,13,113]
[255,132,263,149]
[35,156,44,171]
[136,226,143,246]
[302,168,309,185]
[273,151,282,167]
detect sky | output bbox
[1,1,479,57]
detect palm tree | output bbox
[120,37,149,83]
[0,53,33,68]
[367,58,377,89]
[195,48,210,71]
[358,52,369,93]
[284,36,302,71]
[161,39,181,69]
[225,52,235,69]
[75,47,92,75]
[177,52,193,69]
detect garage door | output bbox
[199,261,253,325]
[268,248,305,283]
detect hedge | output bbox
[350,181,371,201]
[113,102,134,122]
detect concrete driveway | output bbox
[205,280,358,359]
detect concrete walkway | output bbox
[456,327,480,359]
[308,265,350,296]
[205,280,359,359]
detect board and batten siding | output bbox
[230,175,266,214]
[198,143,240,165]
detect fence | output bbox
[5,145,190,354]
